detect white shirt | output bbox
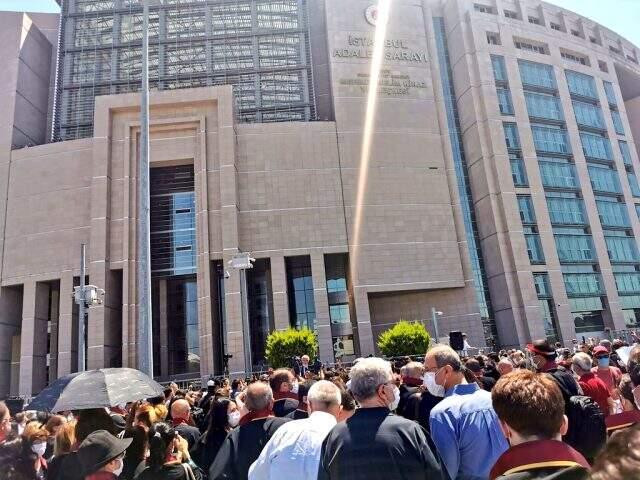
[248,411,337,480]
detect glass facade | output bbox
[434,18,495,343]
[554,232,595,263]
[285,256,316,330]
[628,172,640,197]
[524,91,563,121]
[572,101,605,129]
[324,253,355,358]
[546,195,586,225]
[518,195,536,224]
[620,141,633,166]
[580,132,613,160]
[503,123,521,150]
[526,232,545,264]
[491,55,508,82]
[606,234,640,263]
[565,70,598,99]
[539,159,578,189]
[611,110,625,135]
[532,125,570,154]
[563,272,604,296]
[596,199,631,228]
[248,259,275,367]
[518,60,556,89]
[497,88,514,115]
[603,81,617,106]
[55,0,315,140]
[588,164,622,194]
[615,273,640,295]
[511,156,528,186]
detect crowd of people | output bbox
[1,340,640,480]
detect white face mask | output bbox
[423,371,445,397]
[31,442,47,457]
[113,458,124,477]
[291,381,299,395]
[228,410,241,428]
[388,385,401,411]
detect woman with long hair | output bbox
[47,420,76,480]
[190,398,239,473]
[0,436,41,480]
[121,425,148,480]
[135,422,201,480]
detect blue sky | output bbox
[1,0,639,46]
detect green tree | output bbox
[265,328,318,368]
[377,320,430,357]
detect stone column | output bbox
[57,272,75,377]
[270,255,290,331]
[310,252,334,364]
[19,281,49,397]
[353,286,375,357]
[0,286,22,398]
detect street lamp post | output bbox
[137,0,153,377]
[229,253,255,375]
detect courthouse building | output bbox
[2,0,640,397]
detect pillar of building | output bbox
[353,286,375,357]
[310,252,335,364]
[0,286,22,398]
[223,267,247,376]
[57,272,75,377]
[270,255,290,331]
[18,281,49,397]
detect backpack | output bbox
[562,395,607,461]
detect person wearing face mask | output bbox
[317,357,445,480]
[489,370,589,480]
[605,344,640,433]
[269,369,299,417]
[0,401,12,445]
[571,352,613,416]
[591,345,622,406]
[425,345,508,480]
[22,421,50,478]
[190,398,239,473]
[77,430,132,480]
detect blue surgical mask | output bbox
[598,357,610,368]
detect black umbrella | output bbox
[26,368,164,413]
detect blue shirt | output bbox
[429,383,508,480]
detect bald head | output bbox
[170,399,191,421]
[245,382,274,412]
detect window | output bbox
[620,141,633,166]
[606,235,640,263]
[528,16,541,25]
[497,88,514,114]
[604,82,617,106]
[534,274,552,297]
[286,256,316,330]
[546,195,586,225]
[561,51,589,66]
[474,4,495,14]
[590,37,600,45]
[573,309,605,333]
[539,160,578,189]
[515,40,548,55]
[519,60,556,89]
[324,253,353,329]
[531,124,570,154]
[504,10,518,19]
[580,132,613,161]
[526,232,545,264]
[610,45,622,55]
[503,123,521,150]
[491,55,508,83]
[487,32,501,45]
[329,305,350,324]
[628,172,640,197]
[611,110,625,135]
[564,273,603,296]
[572,101,605,130]
[550,23,562,31]
[571,29,581,37]
[555,233,595,263]
[524,91,563,121]
[511,156,528,186]
[518,195,536,224]
[566,71,598,99]
[615,273,640,295]
[596,199,631,228]
[588,164,622,194]
[598,61,609,73]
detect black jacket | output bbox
[272,398,298,418]
[397,384,421,420]
[136,463,202,480]
[317,407,446,480]
[174,423,202,450]
[190,429,228,474]
[208,417,290,479]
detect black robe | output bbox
[317,407,446,480]
[272,398,298,417]
[208,417,290,479]
[285,409,309,420]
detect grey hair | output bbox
[430,345,462,371]
[403,362,424,378]
[348,357,393,402]
[308,380,341,408]
[245,382,273,411]
[572,352,593,372]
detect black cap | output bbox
[77,430,132,475]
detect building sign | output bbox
[365,5,379,26]
[333,35,428,63]
[338,69,427,97]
